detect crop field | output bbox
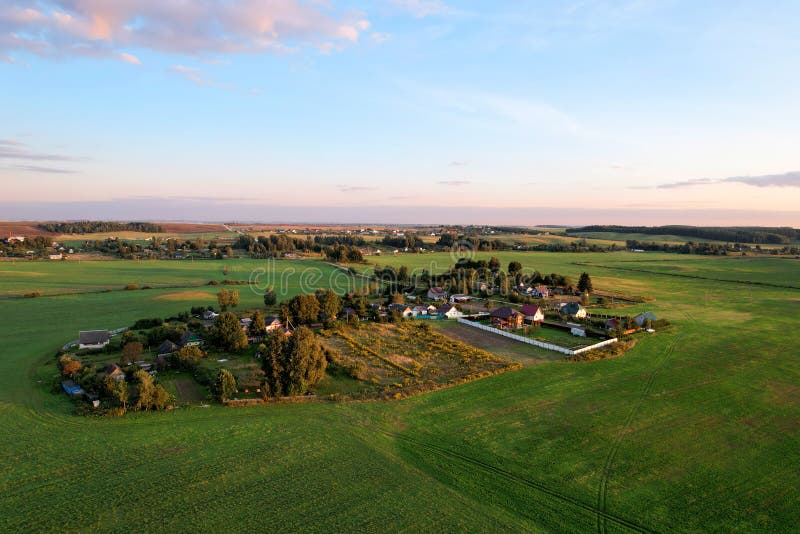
[1,252,799,531]
[319,322,518,399]
[0,258,360,299]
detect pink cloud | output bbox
[0,1,370,62]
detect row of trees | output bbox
[37,221,164,234]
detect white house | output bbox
[79,330,111,350]
[521,304,545,323]
[450,294,471,304]
[436,304,463,319]
[48,253,63,260]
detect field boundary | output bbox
[456,318,617,355]
[574,261,800,290]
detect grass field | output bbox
[1,253,799,531]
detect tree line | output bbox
[569,225,799,245]
[37,221,164,234]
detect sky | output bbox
[1,0,799,226]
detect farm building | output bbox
[158,340,179,355]
[490,307,524,329]
[78,330,111,350]
[561,302,588,319]
[427,287,448,301]
[521,304,545,323]
[634,312,657,327]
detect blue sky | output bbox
[1,0,799,225]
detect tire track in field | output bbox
[377,428,652,533]
[595,312,689,533]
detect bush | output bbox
[132,318,163,329]
[124,283,139,290]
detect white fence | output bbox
[456,318,617,356]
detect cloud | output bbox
[6,164,76,174]
[438,180,472,186]
[656,178,716,189]
[370,32,391,43]
[391,0,449,18]
[337,185,377,193]
[0,1,371,63]
[449,160,467,166]
[411,85,583,135]
[116,52,141,65]
[655,172,800,189]
[723,171,800,188]
[0,139,80,162]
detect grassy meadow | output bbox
[1,253,799,531]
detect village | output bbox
[52,266,665,414]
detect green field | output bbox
[1,253,799,531]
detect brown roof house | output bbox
[489,307,524,329]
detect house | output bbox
[202,310,219,320]
[436,304,463,319]
[78,330,110,350]
[264,316,283,332]
[178,331,202,348]
[520,304,544,323]
[7,236,25,244]
[605,318,620,331]
[560,302,587,319]
[104,364,126,381]
[61,380,85,397]
[532,285,550,298]
[427,287,448,301]
[340,307,359,321]
[48,253,63,260]
[489,307,524,329]
[412,305,429,317]
[158,340,179,355]
[240,317,252,332]
[634,312,657,327]
[426,304,438,314]
[450,294,471,304]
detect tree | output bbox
[121,341,143,364]
[215,369,237,401]
[217,289,240,311]
[263,287,277,306]
[578,272,593,293]
[103,375,128,409]
[211,312,248,352]
[175,345,204,369]
[58,354,82,377]
[488,256,501,272]
[508,261,522,276]
[286,294,321,325]
[132,370,171,411]
[316,289,342,324]
[391,292,404,304]
[398,265,409,283]
[250,309,267,336]
[261,327,326,397]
